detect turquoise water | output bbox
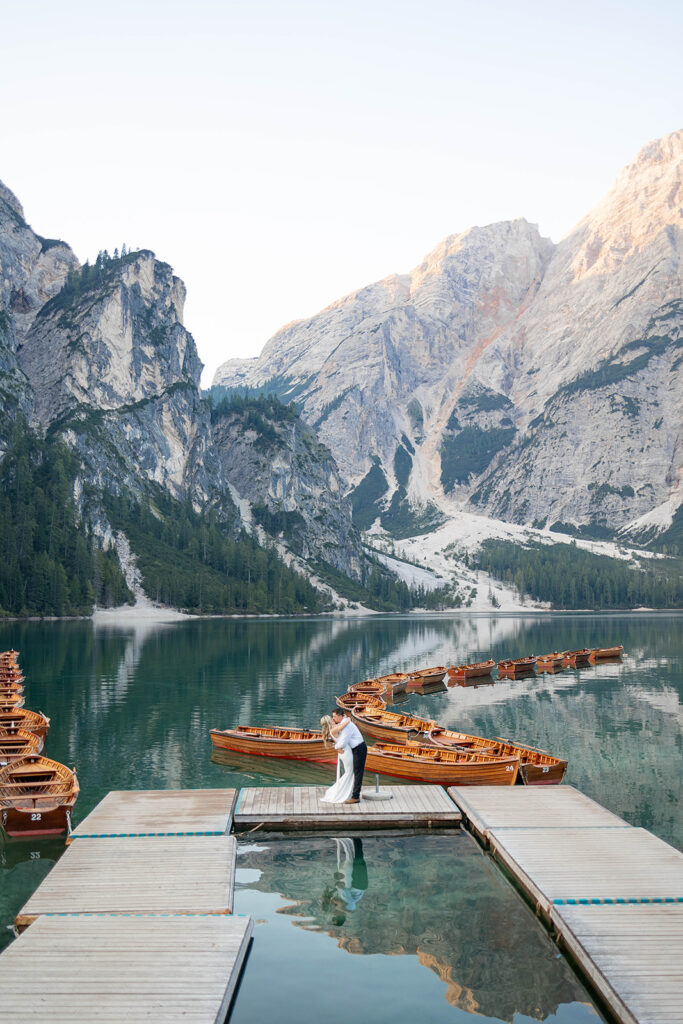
[1,612,681,1021]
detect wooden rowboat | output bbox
[562,649,592,667]
[407,666,447,686]
[336,692,386,713]
[0,707,50,741]
[427,727,567,785]
[0,680,23,694]
[375,673,410,695]
[536,652,565,672]
[365,742,519,785]
[347,680,386,698]
[350,705,436,744]
[497,657,537,676]
[589,645,624,661]
[0,755,79,837]
[447,660,495,681]
[209,725,337,763]
[0,691,24,709]
[0,727,44,765]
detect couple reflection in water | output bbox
[322,837,369,926]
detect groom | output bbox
[331,708,367,803]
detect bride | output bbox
[320,715,354,803]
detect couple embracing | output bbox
[320,708,367,804]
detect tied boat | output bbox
[0,755,79,837]
[0,707,50,741]
[375,673,410,695]
[590,645,624,661]
[536,652,565,672]
[209,725,337,763]
[407,666,447,686]
[347,680,387,699]
[0,680,23,695]
[497,657,537,677]
[350,705,436,744]
[0,691,24,709]
[0,728,44,766]
[365,742,520,785]
[336,692,386,714]
[427,727,567,785]
[447,660,495,681]
[562,649,592,668]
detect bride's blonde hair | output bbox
[320,715,334,746]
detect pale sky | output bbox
[2,0,681,384]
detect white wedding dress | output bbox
[321,739,355,803]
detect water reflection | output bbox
[235,834,603,1023]
[0,836,65,952]
[321,838,369,922]
[0,613,680,847]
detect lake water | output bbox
[1,612,681,1023]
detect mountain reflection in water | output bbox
[235,833,602,1023]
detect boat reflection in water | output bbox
[210,748,334,786]
[448,675,495,689]
[235,834,601,1023]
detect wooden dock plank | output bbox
[550,904,683,1024]
[0,913,252,1023]
[17,836,237,925]
[448,785,629,840]
[487,826,683,914]
[69,789,237,840]
[233,785,461,831]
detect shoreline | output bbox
[0,605,681,625]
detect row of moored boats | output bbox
[0,650,79,837]
[209,646,622,787]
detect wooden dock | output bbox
[449,786,683,1024]
[450,784,628,839]
[0,912,253,1023]
[549,903,683,1024]
[16,835,237,929]
[234,784,461,831]
[68,788,237,841]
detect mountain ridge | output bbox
[214,129,683,539]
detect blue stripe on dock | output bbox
[234,789,244,815]
[72,829,224,838]
[554,896,683,906]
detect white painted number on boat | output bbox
[506,765,514,771]
[30,812,42,821]
[542,766,549,773]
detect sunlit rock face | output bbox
[214,130,683,536]
[15,249,216,504]
[215,219,553,488]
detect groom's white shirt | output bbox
[338,717,364,748]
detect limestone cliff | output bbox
[0,181,77,442]
[210,395,363,580]
[0,186,368,591]
[214,130,683,539]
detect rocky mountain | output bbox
[214,130,683,542]
[0,182,77,439]
[209,392,363,579]
[0,181,370,612]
